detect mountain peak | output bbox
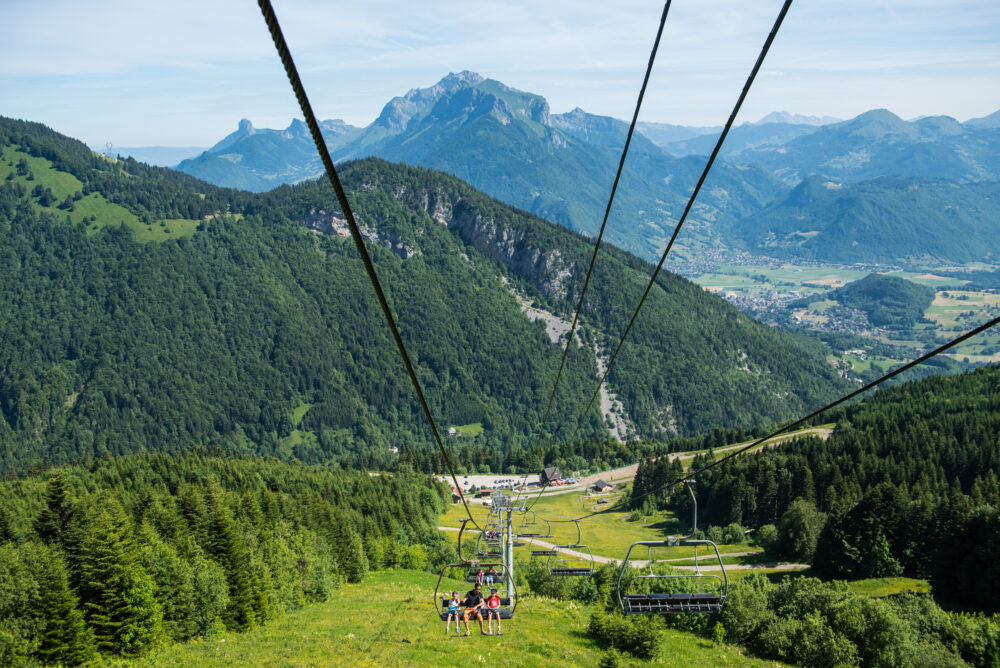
[836,109,912,138]
[441,70,484,87]
[374,72,484,132]
[285,118,310,139]
[209,118,258,153]
[755,111,840,126]
[965,109,1000,129]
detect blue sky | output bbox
[3,0,999,146]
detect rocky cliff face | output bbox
[448,206,573,299]
[302,177,576,300]
[301,208,418,259]
[374,71,486,132]
[382,184,576,300]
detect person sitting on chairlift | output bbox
[485,566,497,585]
[461,583,487,635]
[486,588,503,635]
[476,568,485,585]
[444,591,460,635]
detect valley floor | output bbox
[123,570,785,668]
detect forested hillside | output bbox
[790,273,936,329]
[0,453,452,663]
[633,364,1000,612]
[731,175,1000,264]
[0,117,851,474]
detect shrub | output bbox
[755,524,779,555]
[587,610,661,660]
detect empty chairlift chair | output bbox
[616,480,728,614]
[516,511,541,538]
[548,520,594,577]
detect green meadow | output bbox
[123,570,786,668]
[440,489,762,565]
[1,145,201,241]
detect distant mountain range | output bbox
[179,71,785,260]
[731,109,1000,185]
[728,176,1000,264]
[170,71,1000,267]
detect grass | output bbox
[844,577,931,598]
[441,490,762,565]
[690,264,868,300]
[807,299,838,313]
[450,422,483,438]
[124,569,785,667]
[132,218,202,242]
[669,553,771,567]
[1,145,201,242]
[291,402,314,427]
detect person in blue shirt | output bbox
[445,591,461,635]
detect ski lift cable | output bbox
[257,0,483,532]
[561,0,796,448]
[525,0,795,517]
[563,315,1000,524]
[520,0,674,495]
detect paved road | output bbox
[504,426,833,501]
[438,528,801,571]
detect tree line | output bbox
[0,452,453,664]
[631,364,1000,612]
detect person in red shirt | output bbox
[486,588,503,635]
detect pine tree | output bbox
[34,549,96,665]
[204,486,266,631]
[34,471,76,546]
[0,506,13,544]
[334,518,369,584]
[79,496,166,656]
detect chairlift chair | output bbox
[616,480,728,614]
[516,511,541,538]
[435,519,518,620]
[435,564,517,620]
[548,520,594,576]
[465,563,505,583]
[476,533,503,559]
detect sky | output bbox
[2,0,1000,147]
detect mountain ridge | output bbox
[0,115,851,473]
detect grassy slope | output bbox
[441,491,764,567]
[1,145,200,242]
[126,570,785,668]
